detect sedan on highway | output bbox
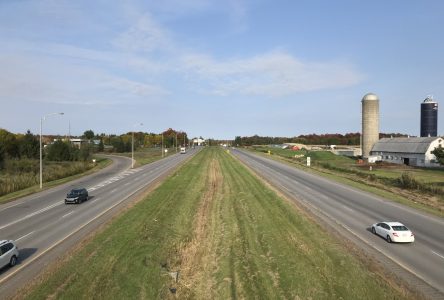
[65,188,89,204]
[371,222,415,243]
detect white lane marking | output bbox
[0,202,63,230]
[431,250,444,260]
[124,182,131,186]
[61,211,75,218]
[90,197,101,203]
[110,189,117,193]
[0,156,190,285]
[16,231,35,242]
[342,205,354,212]
[0,169,158,285]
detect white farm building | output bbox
[370,137,443,167]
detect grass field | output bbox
[19,147,412,299]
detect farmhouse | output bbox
[370,136,443,167]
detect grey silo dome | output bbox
[362,93,379,101]
[423,96,437,103]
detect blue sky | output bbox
[1,0,443,139]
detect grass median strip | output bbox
[19,147,412,299]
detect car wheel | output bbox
[77,198,81,204]
[10,255,17,267]
[86,196,89,201]
[371,227,376,234]
[386,235,392,243]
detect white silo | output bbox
[361,93,379,159]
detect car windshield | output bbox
[68,190,81,196]
[392,226,409,231]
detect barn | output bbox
[370,136,443,167]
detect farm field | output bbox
[19,147,412,299]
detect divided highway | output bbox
[232,148,444,299]
[0,150,196,298]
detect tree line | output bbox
[0,128,189,169]
[234,133,408,147]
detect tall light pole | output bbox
[40,112,64,189]
[132,123,143,169]
[161,133,164,158]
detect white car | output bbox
[371,222,414,243]
[0,240,19,269]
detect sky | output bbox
[1,0,443,139]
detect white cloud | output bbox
[112,13,172,53]
[0,53,169,106]
[180,51,364,97]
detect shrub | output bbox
[46,140,71,161]
[397,173,421,189]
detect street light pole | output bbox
[132,123,143,169]
[40,112,64,189]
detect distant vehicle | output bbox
[371,222,414,243]
[180,147,186,154]
[0,240,19,269]
[65,188,89,204]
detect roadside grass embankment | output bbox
[0,156,110,204]
[19,147,413,299]
[252,146,444,217]
[112,147,177,168]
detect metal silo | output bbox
[361,93,379,159]
[420,96,438,137]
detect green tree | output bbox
[0,128,20,158]
[0,142,5,169]
[79,144,92,161]
[98,139,104,152]
[46,140,71,161]
[19,130,39,159]
[83,130,95,141]
[432,146,444,164]
[111,137,125,152]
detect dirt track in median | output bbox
[175,158,223,299]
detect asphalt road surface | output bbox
[0,149,196,298]
[232,148,444,299]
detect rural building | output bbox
[370,136,443,167]
[282,143,308,150]
[69,138,86,148]
[192,138,206,146]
